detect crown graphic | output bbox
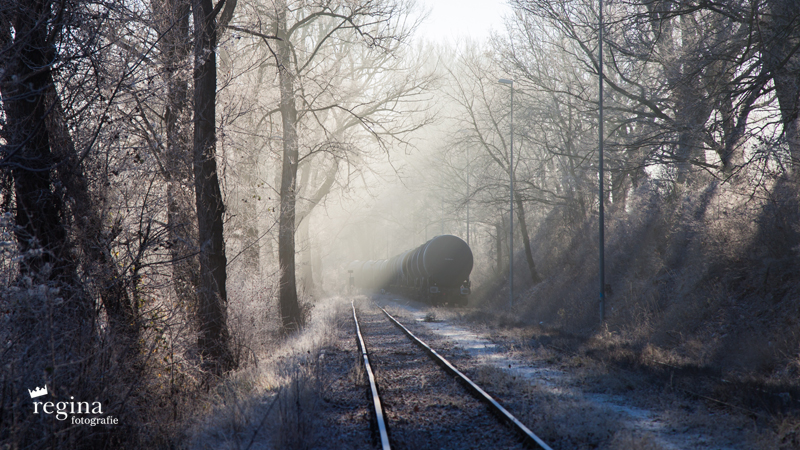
[28,385,48,398]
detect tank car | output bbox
[346,235,473,306]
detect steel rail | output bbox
[378,305,553,450]
[352,301,391,450]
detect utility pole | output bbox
[466,147,470,247]
[598,0,605,322]
[499,78,514,308]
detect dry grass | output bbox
[227,272,283,365]
[0,278,153,449]
[185,296,357,450]
[465,174,800,442]
[479,177,800,373]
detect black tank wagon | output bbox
[347,235,473,305]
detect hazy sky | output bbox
[415,0,512,44]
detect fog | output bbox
[289,118,480,295]
[6,0,800,446]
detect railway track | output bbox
[352,300,553,450]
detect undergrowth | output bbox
[184,296,354,450]
[473,173,800,437]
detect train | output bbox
[346,234,473,306]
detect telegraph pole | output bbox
[499,78,514,307]
[598,0,605,322]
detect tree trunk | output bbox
[294,158,338,298]
[276,1,304,333]
[762,0,800,174]
[2,1,73,283]
[297,215,314,296]
[0,0,96,379]
[297,162,314,296]
[495,218,504,276]
[312,232,324,293]
[673,86,712,184]
[514,196,542,283]
[192,0,234,373]
[45,69,139,354]
[237,139,262,274]
[158,0,199,307]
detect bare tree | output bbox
[0,0,147,446]
[151,0,200,312]
[230,0,429,332]
[760,0,800,172]
[511,0,776,186]
[443,44,542,284]
[191,0,237,372]
[1,1,80,290]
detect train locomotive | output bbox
[346,234,473,306]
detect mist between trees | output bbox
[1,0,799,448]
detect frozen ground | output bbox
[188,295,775,449]
[376,296,764,450]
